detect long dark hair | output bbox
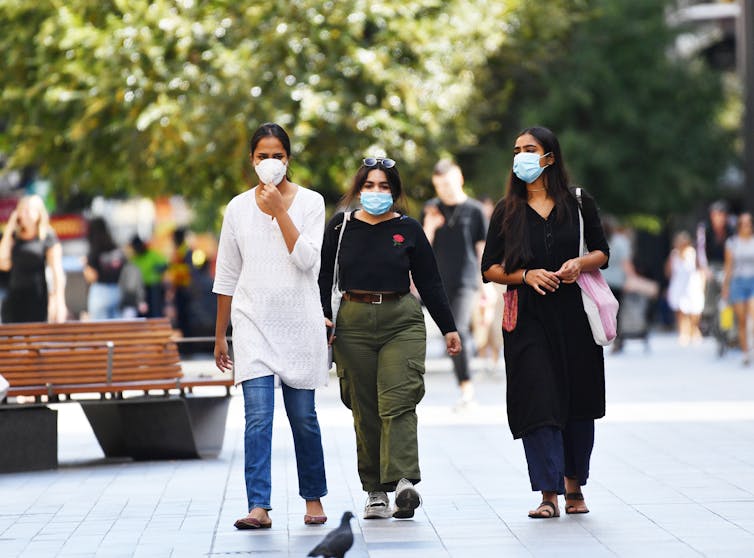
[87,217,117,256]
[501,126,572,270]
[340,161,407,213]
[249,122,292,181]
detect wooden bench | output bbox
[0,318,235,473]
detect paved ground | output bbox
[2,332,754,557]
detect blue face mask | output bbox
[360,191,394,215]
[513,152,551,183]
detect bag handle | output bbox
[331,211,351,326]
[574,187,587,256]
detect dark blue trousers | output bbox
[521,420,594,494]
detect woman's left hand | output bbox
[444,332,462,356]
[256,183,285,218]
[555,257,583,284]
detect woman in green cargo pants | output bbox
[318,157,461,520]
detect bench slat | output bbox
[0,318,206,400]
[0,318,172,335]
[7,377,233,398]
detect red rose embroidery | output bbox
[392,234,405,246]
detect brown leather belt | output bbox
[342,292,407,304]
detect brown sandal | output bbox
[234,515,272,529]
[564,492,590,515]
[304,514,328,525]
[528,500,560,519]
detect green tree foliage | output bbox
[0,0,510,227]
[465,0,733,218]
[0,0,733,227]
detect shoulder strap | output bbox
[574,187,586,256]
[332,211,351,295]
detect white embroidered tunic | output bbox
[213,185,329,389]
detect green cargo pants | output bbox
[333,293,426,492]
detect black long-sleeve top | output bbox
[319,210,457,335]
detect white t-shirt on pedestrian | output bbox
[726,236,754,279]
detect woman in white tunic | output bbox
[213,123,328,530]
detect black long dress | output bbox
[1,232,59,323]
[481,189,610,439]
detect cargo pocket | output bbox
[336,364,352,410]
[407,358,426,405]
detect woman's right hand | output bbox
[524,268,560,295]
[214,337,234,373]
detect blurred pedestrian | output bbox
[0,195,67,323]
[721,212,754,365]
[165,228,193,337]
[422,160,487,409]
[697,200,734,275]
[472,196,505,373]
[213,122,328,530]
[319,156,461,520]
[697,200,734,336]
[665,231,705,346]
[83,217,125,320]
[118,256,146,319]
[471,280,505,374]
[601,216,635,353]
[188,249,217,341]
[129,235,167,317]
[481,126,609,519]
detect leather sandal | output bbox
[528,500,560,519]
[304,514,328,525]
[234,515,272,529]
[564,492,590,515]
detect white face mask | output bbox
[255,158,287,186]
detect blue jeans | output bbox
[88,283,122,320]
[241,375,327,511]
[729,276,754,304]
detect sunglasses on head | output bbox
[363,157,396,169]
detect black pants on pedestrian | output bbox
[448,286,476,384]
[521,420,594,494]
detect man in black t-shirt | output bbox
[422,160,488,409]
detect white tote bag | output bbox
[574,188,619,346]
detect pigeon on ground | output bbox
[307,511,354,558]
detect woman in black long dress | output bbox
[481,126,609,519]
[0,195,67,323]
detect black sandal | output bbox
[528,500,560,519]
[564,492,590,515]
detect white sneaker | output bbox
[363,491,391,519]
[393,478,421,519]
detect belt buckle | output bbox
[371,293,383,304]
